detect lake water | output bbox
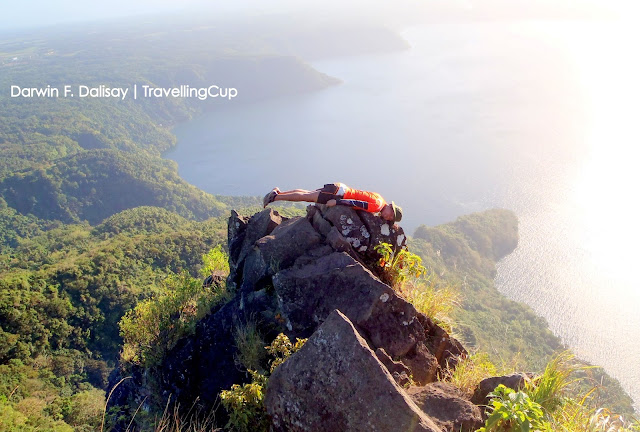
[167,20,640,410]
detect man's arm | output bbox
[335,198,374,211]
[326,198,385,213]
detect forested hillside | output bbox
[0,150,225,224]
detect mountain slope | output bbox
[0,149,226,224]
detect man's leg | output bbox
[265,184,338,207]
[276,188,313,195]
[273,190,319,203]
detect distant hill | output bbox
[0,149,226,224]
[411,209,557,365]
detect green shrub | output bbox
[526,352,640,431]
[199,244,230,278]
[220,333,307,432]
[119,271,228,367]
[477,351,640,432]
[374,242,426,288]
[63,388,104,431]
[220,370,270,432]
[266,333,307,373]
[478,384,551,432]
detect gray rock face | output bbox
[359,210,407,258]
[273,250,440,383]
[236,208,283,265]
[375,348,412,387]
[265,310,442,432]
[408,382,483,432]
[227,208,283,291]
[241,217,321,292]
[321,206,371,252]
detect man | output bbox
[263,182,402,223]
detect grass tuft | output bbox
[400,276,461,332]
[444,352,499,396]
[233,320,267,373]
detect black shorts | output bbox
[316,183,344,204]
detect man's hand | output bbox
[326,199,337,207]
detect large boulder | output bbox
[273,251,440,383]
[227,208,283,290]
[241,217,322,292]
[265,310,442,432]
[235,208,283,266]
[408,382,483,432]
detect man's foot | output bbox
[263,188,278,208]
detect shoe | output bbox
[263,190,277,208]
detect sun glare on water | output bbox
[562,23,640,282]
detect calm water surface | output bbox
[167,21,640,410]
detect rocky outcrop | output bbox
[266,310,442,432]
[272,250,442,384]
[111,204,474,430]
[407,382,483,432]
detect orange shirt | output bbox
[340,185,387,213]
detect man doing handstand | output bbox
[263,182,402,223]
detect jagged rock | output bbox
[375,348,412,387]
[306,205,333,237]
[236,208,283,266]
[408,382,483,432]
[471,373,534,406]
[359,210,407,257]
[227,209,283,291]
[273,250,443,384]
[227,210,250,264]
[321,206,371,252]
[326,225,353,253]
[417,314,467,370]
[375,347,411,378]
[241,217,321,292]
[265,310,442,432]
[401,341,439,384]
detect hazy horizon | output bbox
[1,0,635,32]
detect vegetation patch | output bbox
[220,334,307,432]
